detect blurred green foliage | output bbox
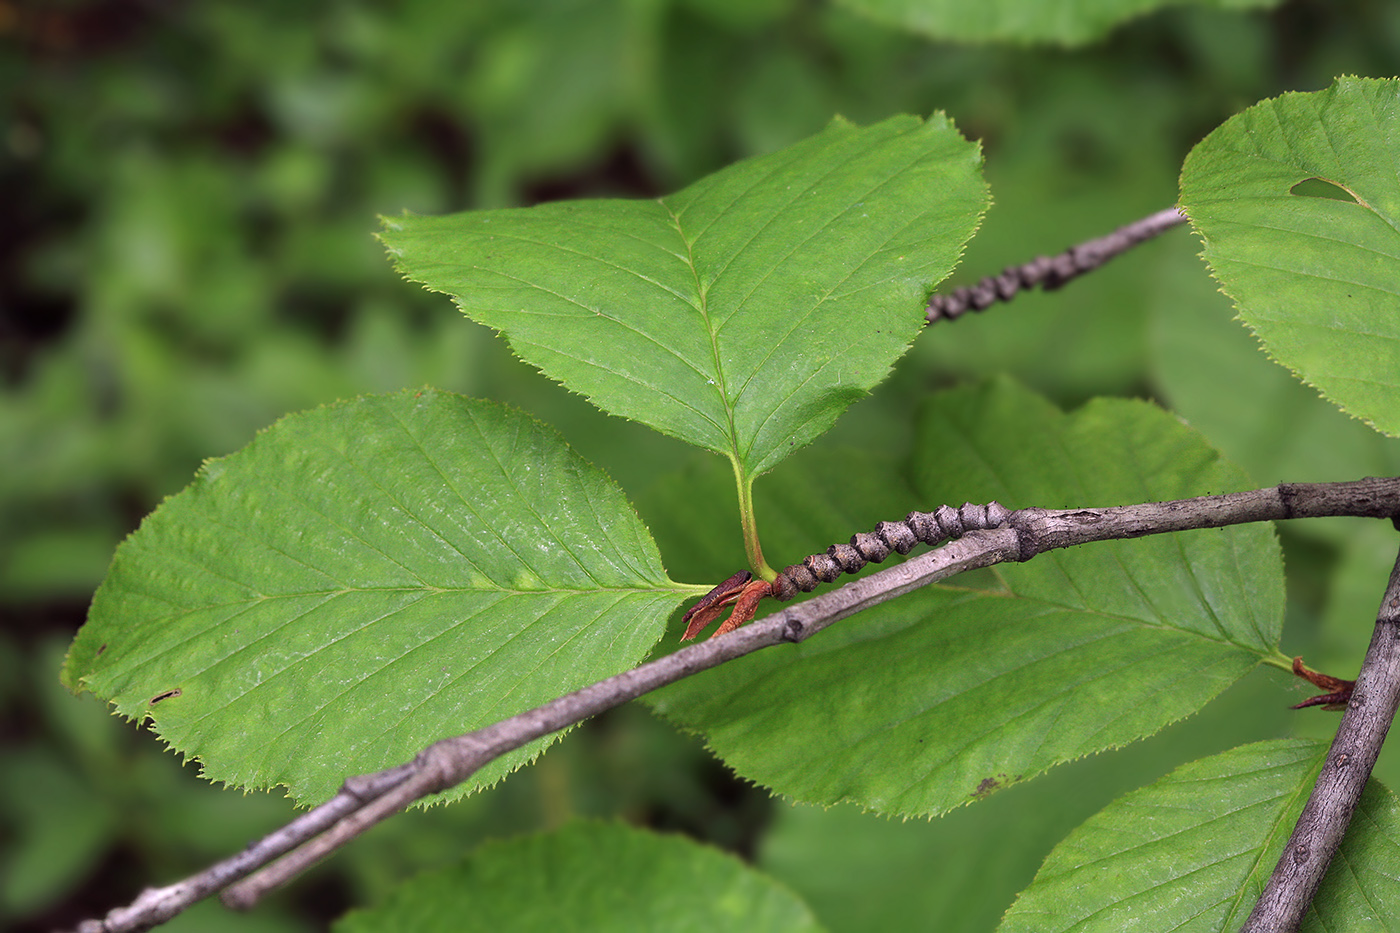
[6,0,1400,929]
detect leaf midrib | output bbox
[660,198,742,465]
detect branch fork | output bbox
[71,478,1400,933]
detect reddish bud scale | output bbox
[681,501,1015,640]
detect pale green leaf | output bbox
[834,0,1278,47]
[62,390,690,804]
[1180,76,1400,439]
[649,378,1282,817]
[380,113,986,479]
[333,821,825,933]
[1000,739,1400,932]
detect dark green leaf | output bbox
[334,821,824,933]
[759,669,1293,933]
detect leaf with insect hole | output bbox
[1181,76,1400,438]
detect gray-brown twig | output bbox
[1241,529,1400,933]
[70,477,1400,932]
[925,206,1187,322]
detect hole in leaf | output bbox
[1289,177,1359,203]
[149,688,182,705]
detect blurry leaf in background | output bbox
[834,0,1281,46]
[650,379,1284,817]
[679,0,798,33]
[462,0,663,208]
[63,391,691,804]
[0,637,308,930]
[334,821,823,933]
[383,113,988,480]
[999,739,1400,932]
[0,748,117,918]
[1181,75,1400,438]
[92,150,273,344]
[0,350,126,601]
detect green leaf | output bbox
[640,441,921,588]
[379,114,986,480]
[649,378,1283,817]
[62,390,691,804]
[999,739,1400,932]
[1149,229,1400,487]
[1304,785,1400,932]
[1180,76,1400,439]
[333,821,825,933]
[833,0,1278,46]
[759,669,1294,933]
